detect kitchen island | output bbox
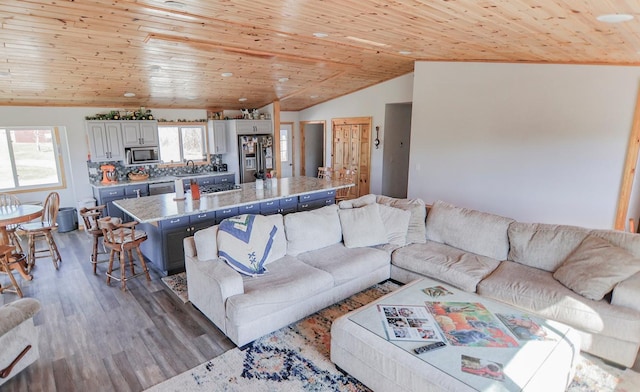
[113,176,353,275]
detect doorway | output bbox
[300,121,325,177]
[381,103,412,198]
[332,117,372,197]
[280,122,294,178]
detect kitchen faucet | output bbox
[186,159,195,173]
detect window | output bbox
[158,125,207,163]
[280,129,288,162]
[0,127,65,191]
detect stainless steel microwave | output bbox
[126,147,160,164]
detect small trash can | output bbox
[57,207,78,232]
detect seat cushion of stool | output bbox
[21,222,55,232]
[109,229,147,244]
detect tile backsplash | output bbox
[88,155,223,183]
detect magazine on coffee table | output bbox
[495,313,553,341]
[377,305,444,342]
[425,302,519,348]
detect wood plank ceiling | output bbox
[1,0,639,111]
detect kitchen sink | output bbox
[173,173,197,177]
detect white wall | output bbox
[0,107,206,209]
[410,62,640,229]
[299,73,414,194]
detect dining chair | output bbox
[317,167,332,180]
[334,168,358,203]
[21,192,61,271]
[98,217,150,291]
[0,193,24,254]
[79,205,107,275]
[0,245,23,298]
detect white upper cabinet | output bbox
[122,121,159,147]
[208,120,228,154]
[230,120,273,135]
[86,121,125,162]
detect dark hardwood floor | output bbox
[1,229,235,392]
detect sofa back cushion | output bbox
[376,195,427,244]
[508,222,591,272]
[338,203,388,248]
[425,200,513,260]
[591,229,640,257]
[284,204,342,256]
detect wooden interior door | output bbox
[332,117,371,198]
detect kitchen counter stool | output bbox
[98,218,150,291]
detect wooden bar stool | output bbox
[0,245,23,298]
[98,217,150,291]
[79,205,107,274]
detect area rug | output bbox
[147,280,639,392]
[160,272,189,303]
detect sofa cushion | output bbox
[425,200,513,260]
[284,204,342,256]
[391,240,501,292]
[591,229,640,257]
[379,204,411,246]
[297,243,390,285]
[194,225,219,261]
[225,256,334,325]
[553,236,640,300]
[477,261,640,343]
[508,222,590,272]
[338,203,388,248]
[376,195,426,244]
[217,214,278,276]
[338,193,377,209]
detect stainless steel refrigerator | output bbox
[239,134,274,183]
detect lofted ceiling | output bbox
[1,0,640,111]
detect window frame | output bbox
[0,126,66,193]
[157,122,209,166]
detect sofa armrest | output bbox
[184,235,197,258]
[184,251,244,333]
[612,272,640,312]
[0,298,41,337]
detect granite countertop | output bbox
[113,176,352,224]
[91,172,235,188]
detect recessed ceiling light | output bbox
[123,92,136,97]
[278,77,289,82]
[221,72,233,77]
[164,1,186,8]
[399,51,412,55]
[313,32,328,38]
[238,97,248,102]
[596,14,634,23]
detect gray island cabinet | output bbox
[113,176,352,275]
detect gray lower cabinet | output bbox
[298,190,336,211]
[94,187,126,221]
[140,212,216,275]
[93,184,149,223]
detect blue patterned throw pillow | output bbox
[217,214,278,276]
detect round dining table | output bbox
[0,204,43,280]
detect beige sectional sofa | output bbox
[392,200,640,367]
[184,195,640,367]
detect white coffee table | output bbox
[331,278,581,392]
